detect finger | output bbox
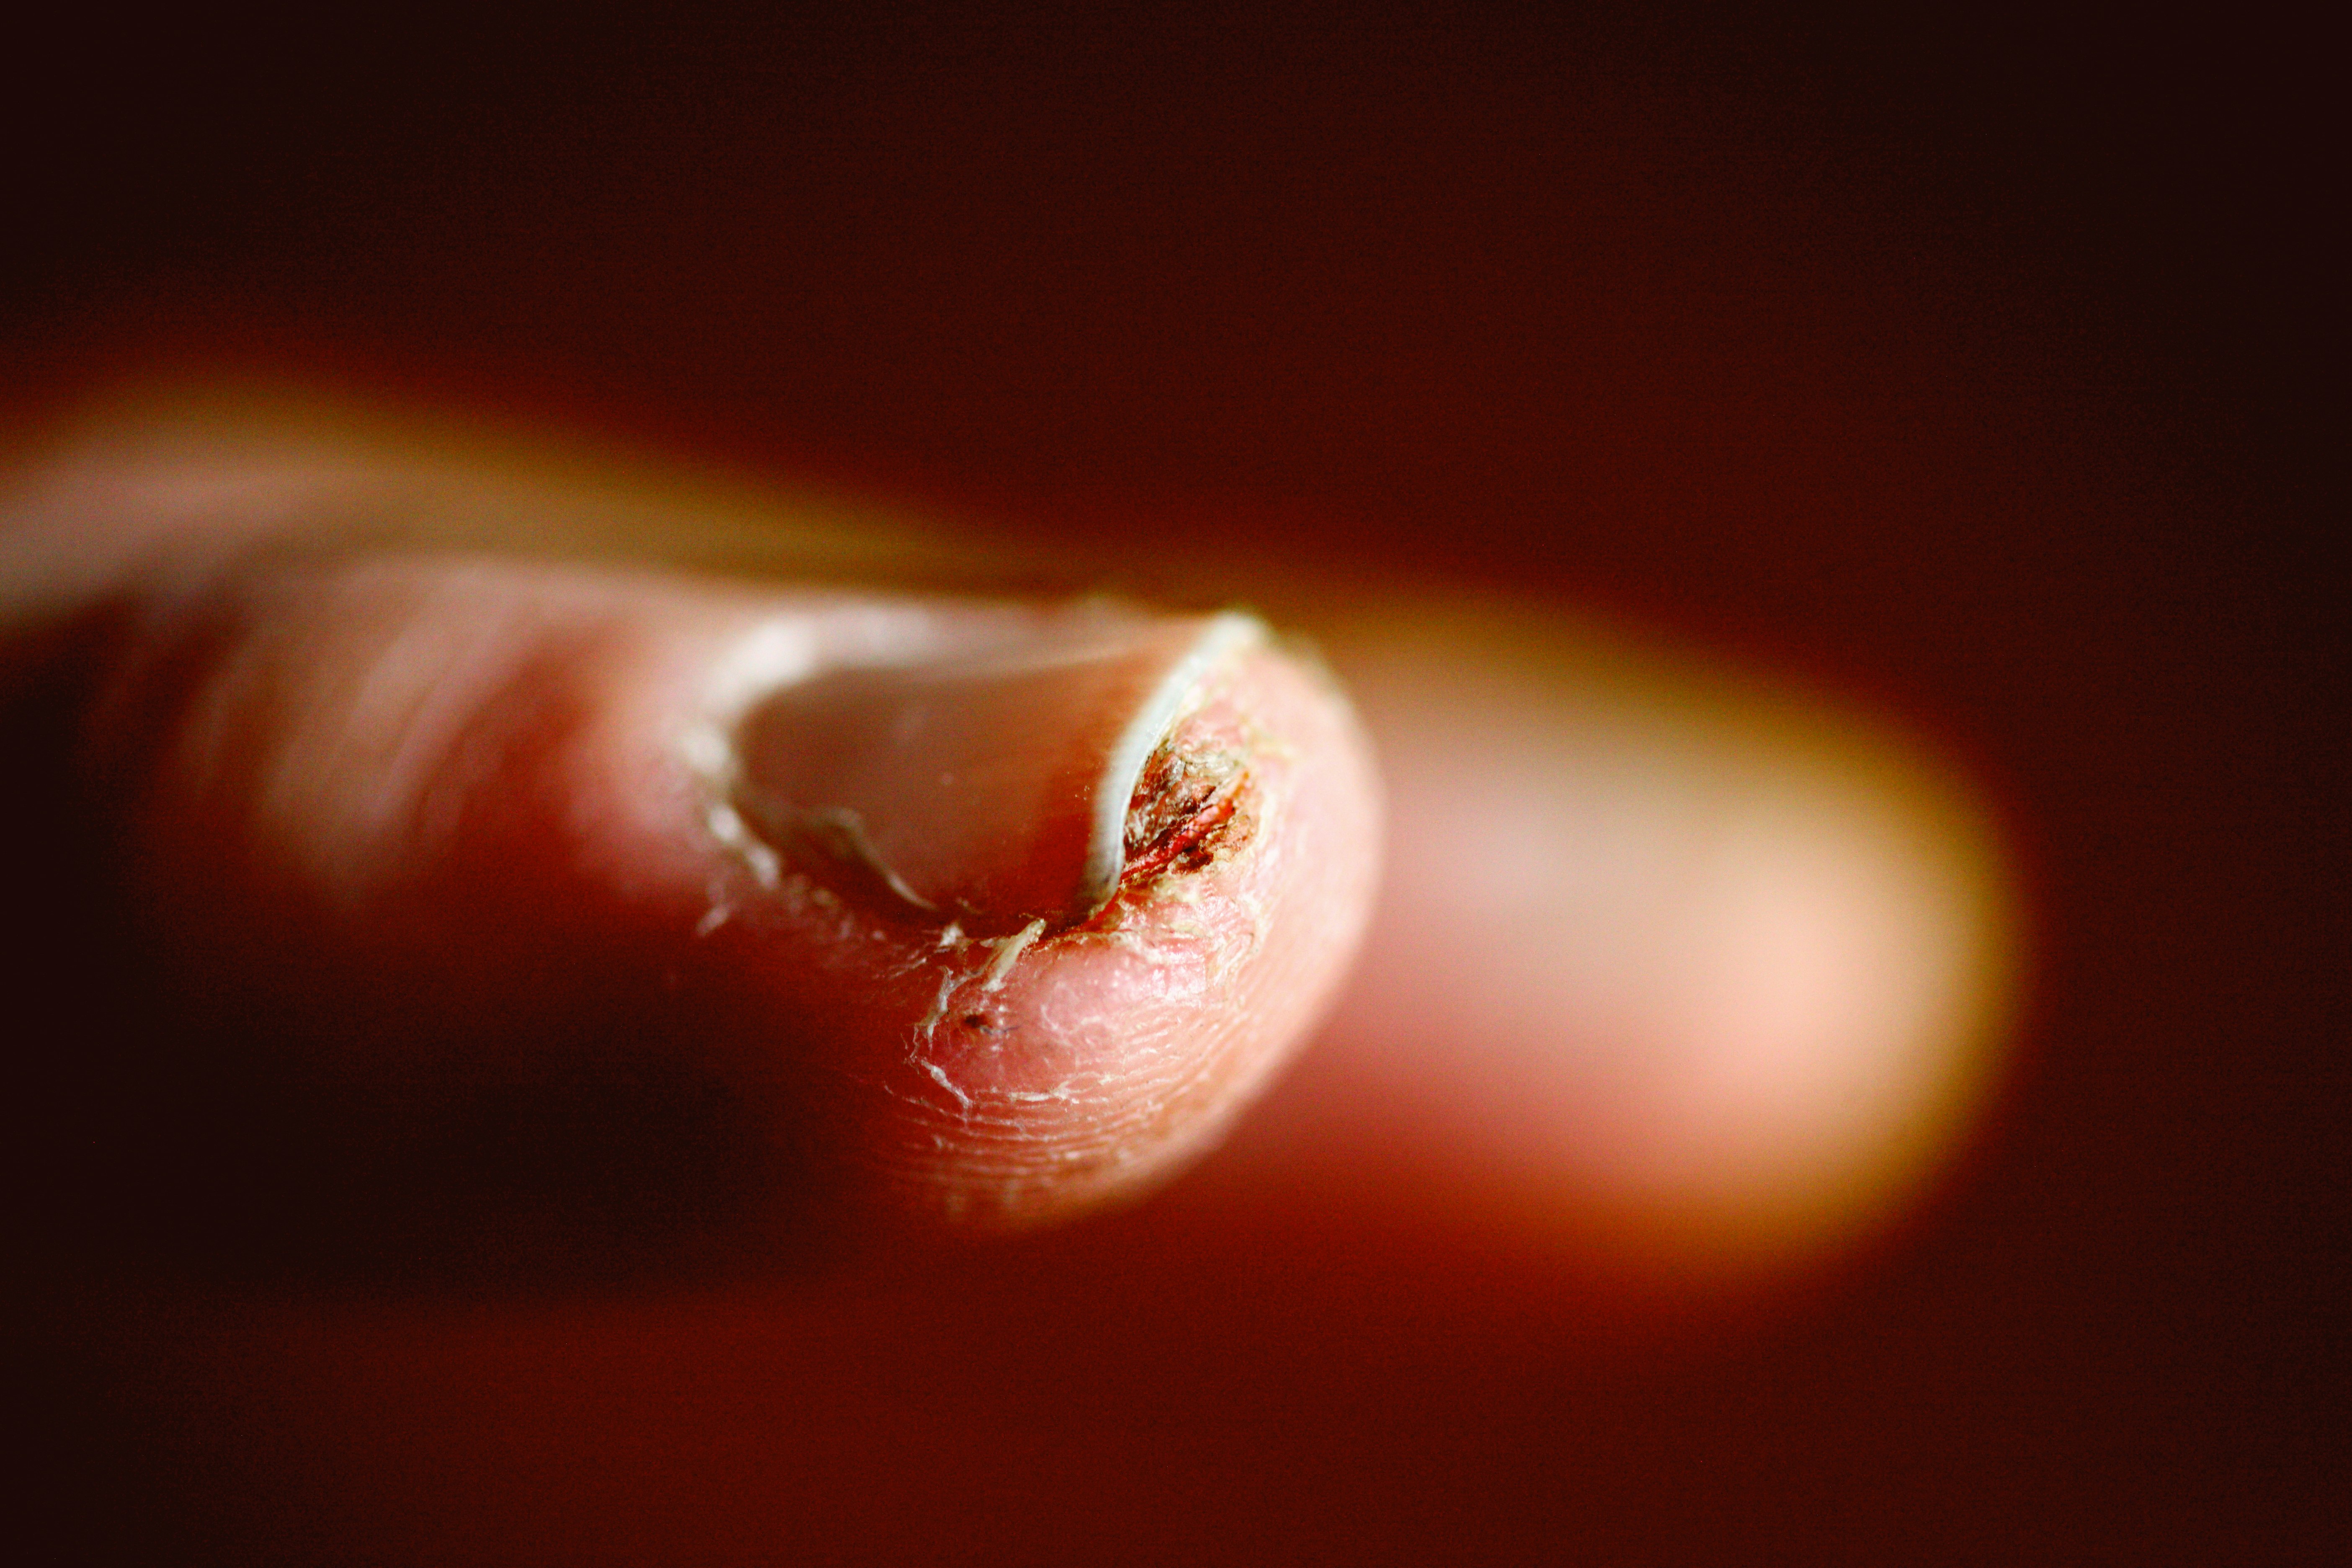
[8,405,2011,1280]
[1194,604,2016,1273]
[4,504,1379,1267]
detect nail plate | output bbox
[730,611,1262,930]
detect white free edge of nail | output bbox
[683,604,1266,921]
[1077,611,1266,910]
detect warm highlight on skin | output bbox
[68,548,1381,1238]
[6,415,2011,1264]
[822,636,1378,1222]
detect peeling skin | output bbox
[977,919,1047,993]
[655,600,1378,1228]
[712,609,1266,935]
[921,1060,973,1113]
[894,716,1258,1124]
[50,535,1373,1238]
[870,650,1294,1208]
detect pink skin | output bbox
[13,432,1999,1266]
[608,588,1382,1226]
[767,644,1382,1225]
[8,433,2011,1566]
[91,554,1381,1238]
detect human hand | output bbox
[8,398,2010,1560]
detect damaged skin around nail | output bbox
[1119,736,1249,887]
[688,629,1378,1232]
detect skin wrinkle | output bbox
[629,588,1374,1223]
[109,563,594,905]
[57,539,1379,1230]
[879,673,1298,1207]
[7,440,1411,1257]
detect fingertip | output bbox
[1217,607,2018,1278]
[685,607,1383,1228]
[37,548,1383,1264]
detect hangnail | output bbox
[731,611,1261,930]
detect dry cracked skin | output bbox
[665,604,1381,1230]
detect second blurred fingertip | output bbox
[1203,606,2018,1286]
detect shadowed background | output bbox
[5,3,2335,1563]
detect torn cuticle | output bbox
[702,606,1267,936]
[977,918,1047,991]
[1119,737,1250,890]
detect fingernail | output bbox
[725,610,1264,931]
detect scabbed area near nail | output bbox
[671,605,1382,1229]
[727,611,1264,934]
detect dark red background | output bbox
[6,4,2337,1562]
